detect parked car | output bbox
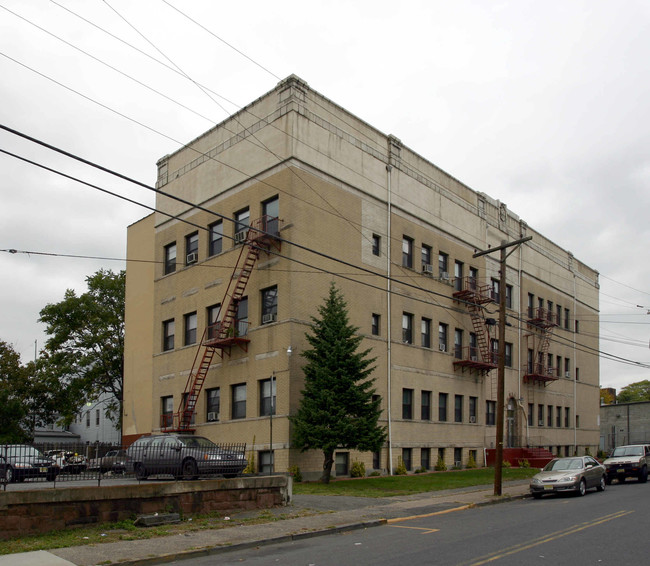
[603,444,650,484]
[44,450,88,474]
[126,434,247,480]
[98,449,130,474]
[1,445,60,483]
[529,456,606,499]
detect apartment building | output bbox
[123,75,600,478]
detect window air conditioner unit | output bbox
[565,371,571,378]
[454,461,462,468]
[469,416,476,423]
[439,344,447,352]
[207,412,219,422]
[538,420,544,426]
[262,313,277,324]
[234,230,248,244]
[440,271,450,280]
[186,252,198,264]
[422,263,434,274]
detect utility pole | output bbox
[474,235,531,495]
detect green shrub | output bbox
[502,460,512,468]
[394,456,407,475]
[369,470,381,477]
[350,460,366,478]
[288,465,302,482]
[597,449,607,461]
[414,466,427,474]
[243,436,256,474]
[434,455,447,471]
[584,447,592,456]
[466,453,477,469]
[517,459,530,468]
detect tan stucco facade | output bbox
[123,76,600,479]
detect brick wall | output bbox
[0,475,291,540]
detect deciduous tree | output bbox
[616,380,650,403]
[0,341,30,443]
[291,283,385,483]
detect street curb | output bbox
[106,519,387,566]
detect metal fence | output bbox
[1,440,247,490]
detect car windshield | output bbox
[611,446,643,457]
[5,446,42,458]
[178,436,217,449]
[544,458,583,471]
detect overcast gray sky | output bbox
[1,0,648,392]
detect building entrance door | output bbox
[506,397,516,448]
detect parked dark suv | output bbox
[1,445,60,483]
[603,444,650,484]
[126,434,246,480]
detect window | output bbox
[454,260,464,291]
[162,319,175,351]
[234,208,250,241]
[565,407,570,428]
[469,396,477,423]
[231,384,246,419]
[421,448,430,470]
[576,415,580,428]
[373,450,381,470]
[207,303,221,340]
[421,317,431,348]
[505,284,513,309]
[547,300,554,323]
[575,320,580,333]
[556,355,562,378]
[527,293,534,318]
[505,342,513,367]
[206,388,220,421]
[486,401,496,425]
[86,411,90,428]
[556,305,562,327]
[184,312,197,346]
[402,312,413,344]
[372,234,381,256]
[454,447,462,467]
[164,242,176,275]
[185,232,198,264]
[438,448,446,467]
[439,393,448,421]
[469,267,478,290]
[209,221,223,256]
[237,297,248,336]
[402,388,413,420]
[261,286,278,324]
[547,353,554,374]
[402,448,412,471]
[576,367,580,381]
[438,323,448,352]
[564,308,570,330]
[95,409,100,426]
[371,313,380,336]
[438,252,449,278]
[259,451,274,474]
[161,396,173,427]
[262,195,280,235]
[421,244,432,270]
[556,406,562,428]
[491,279,500,303]
[454,329,463,359]
[260,378,276,416]
[402,236,413,268]
[455,395,463,423]
[538,404,544,426]
[564,358,571,378]
[469,333,478,361]
[547,405,553,427]
[490,338,498,364]
[335,452,349,476]
[528,403,534,426]
[421,390,431,420]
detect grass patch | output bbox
[293,467,537,497]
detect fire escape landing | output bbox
[522,307,559,386]
[163,215,282,432]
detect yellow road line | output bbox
[464,510,634,565]
[389,525,440,535]
[387,504,471,524]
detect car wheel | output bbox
[605,476,613,485]
[181,459,198,481]
[532,492,543,500]
[134,463,148,481]
[597,475,606,492]
[639,466,648,483]
[5,466,14,484]
[577,479,586,496]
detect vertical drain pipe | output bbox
[386,161,393,476]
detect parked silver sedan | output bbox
[530,456,606,499]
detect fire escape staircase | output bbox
[163,216,282,432]
[452,277,498,376]
[522,307,559,386]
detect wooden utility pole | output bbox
[474,236,532,495]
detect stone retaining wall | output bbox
[0,475,291,540]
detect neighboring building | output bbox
[68,392,122,446]
[33,424,80,446]
[600,401,650,453]
[123,75,600,478]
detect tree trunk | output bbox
[320,450,334,483]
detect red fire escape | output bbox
[522,307,559,386]
[163,215,282,432]
[452,277,499,375]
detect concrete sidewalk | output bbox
[1,482,531,566]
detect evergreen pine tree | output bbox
[291,283,386,483]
